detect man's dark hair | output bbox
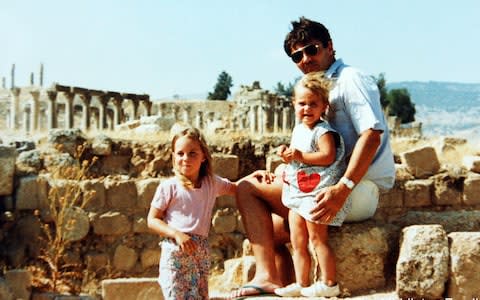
[284,17,332,56]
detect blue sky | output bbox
[1,0,479,99]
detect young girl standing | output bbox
[274,72,349,297]
[147,127,236,299]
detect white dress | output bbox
[281,121,350,226]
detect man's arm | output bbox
[310,128,381,222]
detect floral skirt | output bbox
[159,234,210,300]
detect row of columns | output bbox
[6,85,152,133]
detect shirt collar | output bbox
[325,58,344,78]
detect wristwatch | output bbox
[340,177,355,190]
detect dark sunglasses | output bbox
[290,44,322,63]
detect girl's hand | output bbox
[280,147,301,164]
[277,144,288,159]
[174,231,195,253]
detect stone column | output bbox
[250,105,257,135]
[23,106,30,133]
[96,95,109,130]
[195,111,203,129]
[282,107,290,134]
[79,93,92,131]
[63,92,75,129]
[9,88,20,130]
[143,100,152,116]
[29,90,40,132]
[46,90,58,130]
[182,107,190,124]
[260,105,268,135]
[157,103,165,117]
[172,106,179,121]
[10,64,15,89]
[130,99,139,120]
[111,97,123,128]
[273,107,280,133]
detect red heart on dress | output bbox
[297,171,321,193]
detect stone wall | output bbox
[1,130,480,299]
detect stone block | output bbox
[16,176,44,210]
[140,249,160,269]
[377,186,404,208]
[136,178,160,209]
[396,225,449,299]
[329,222,392,294]
[92,134,113,156]
[61,207,90,242]
[396,210,480,233]
[447,232,480,299]
[464,173,480,205]
[86,252,109,271]
[212,154,239,180]
[92,212,131,235]
[105,178,137,208]
[102,278,163,300]
[0,146,16,196]
[5,269,32,300]
[0,278,14,300]
[113,245,137,271]
[432,173,463,206]
[101,155,131,175]
[212,208,237,234]
[133,216,149,233]
[401,146,440,178]
[462,155,480,173]
[80,179,106,210]
[216,195,236,208]
[404,179,432,207]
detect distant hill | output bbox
[386,81,480,141]
[387,81,480,109]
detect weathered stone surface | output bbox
[92,134,113,156]
[61,206,90,242]
[5,269,32,300]
[215,195,236,208]
[86,252,109,271]
[92,212,131,235]
[403,179,432,207]
[105,178,137,208]
[209,256,256,292]
[113,245,137,271]
[102,278,163,300]
[329,222,392,294]
[133,216,149,233]
[15,149,42,175]
[101,155,131,175]
[378,185,404,208]
[462,155,480,173]
[47,128,87,156]
[463,172,480,205]
[15,175,46,210]
[140,248,160,269]
[212,208,237,234]
[212,153,239,180]
[135,178,160,209]
[80,179,106,210]
[396,225,449,299]
[394,164,415,181]
[0,278,14,300]
[447,232,480,299]
[0,146,16,196]
[401,146,440,178]
[395,210,480,233]
[432,173,463,205]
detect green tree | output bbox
[273,76,300,98]
[387,88,416,123]
[207,71,233,100]
[374,73,389,109]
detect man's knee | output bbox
[344,180,379,222]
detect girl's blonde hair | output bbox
[171,126,213,189]
[294,71,334,117]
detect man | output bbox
[231,17,395,298]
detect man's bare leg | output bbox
[230,175,292,297]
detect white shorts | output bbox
[344,179,379,222]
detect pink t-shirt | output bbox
[151,175,235,237]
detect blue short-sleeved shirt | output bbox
[325,59,395,190]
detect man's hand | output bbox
[310,182,351,223]
[251,170,276,184]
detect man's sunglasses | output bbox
[290,44,322,63]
